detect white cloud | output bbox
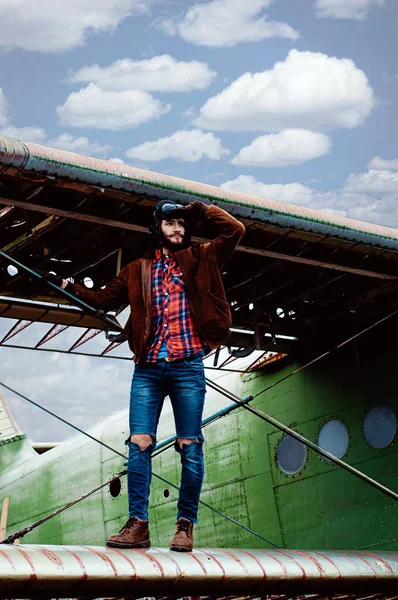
[46,133,113,157]
[125,129,229,162]
[157,0,299,48]
[0,128,113,156]
[68,55,216,92]
[344,169,398,194]
[315,0,384,20]
[109,157,126,164]
[231,129,331,167]
[368,156,398,171]
[195,49,375,132]
[0,125,47,144]
[57,83,171,131]
[0,87,113,155]
[0,0,150,52]
[221,175,314,204]
[221,174,398,228]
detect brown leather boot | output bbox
[106,517,150,548]
[170,518,194,552]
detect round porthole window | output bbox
[277,435,306,474]
[318,420,349,462]
[83,276,94,289]
[109,477,121,498]
[364,405,397,449]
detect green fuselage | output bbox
[1,326,397,550]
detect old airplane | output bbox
[0,134,397,598]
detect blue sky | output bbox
[0,0,397,440]
[1,0,397,225]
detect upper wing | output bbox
[1,135,397,359]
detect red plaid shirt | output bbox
[145,249,203,362]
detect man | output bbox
[62,199,245,551]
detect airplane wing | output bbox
[0,544,397,598]
[1,135,398,360]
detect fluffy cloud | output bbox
[344,169,398,194]
[157,0,299,48]
[221,174,398,227]
[0,0,150,52]
[57,83,170,130]
[221,175,314,204]
[231,129,331,167]
[195,50,375,132]
[368,156,398,171]
[68,55,216,93]
[125,129,229,162]
[46,133,113,157]
[0,87,114,155]
[315,0,384,20]
[0,125,47,144]
[0,128,113,157]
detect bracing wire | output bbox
[0,380,278,548]
[1,244,397,546]
[2,309,397,545]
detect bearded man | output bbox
[62,199,245,551]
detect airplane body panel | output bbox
[1,320,397,553]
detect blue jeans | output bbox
[127,352,206,523]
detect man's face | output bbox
[160,217,186,250]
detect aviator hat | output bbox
[149,199,186,235]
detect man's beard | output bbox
[159,230,190,251]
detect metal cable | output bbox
[0,380,278,548]
[2,251,396,544]
[2,310,397,544]
[207,377,398,502]
[0,250,123,332]
[1,471,126,545]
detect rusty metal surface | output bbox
[0,545,397,598]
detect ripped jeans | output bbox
[127,352,206,523]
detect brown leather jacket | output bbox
[67,204,245,362]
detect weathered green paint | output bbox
[1,323,397,550]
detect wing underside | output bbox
[1,135,398,361]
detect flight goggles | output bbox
[158,202,183,216]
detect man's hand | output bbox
[33,269,66,288]
[183,201,207,225]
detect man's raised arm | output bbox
[63,266,129,313]
[184,201,245,267]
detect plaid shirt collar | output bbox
[155,248,175,261]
